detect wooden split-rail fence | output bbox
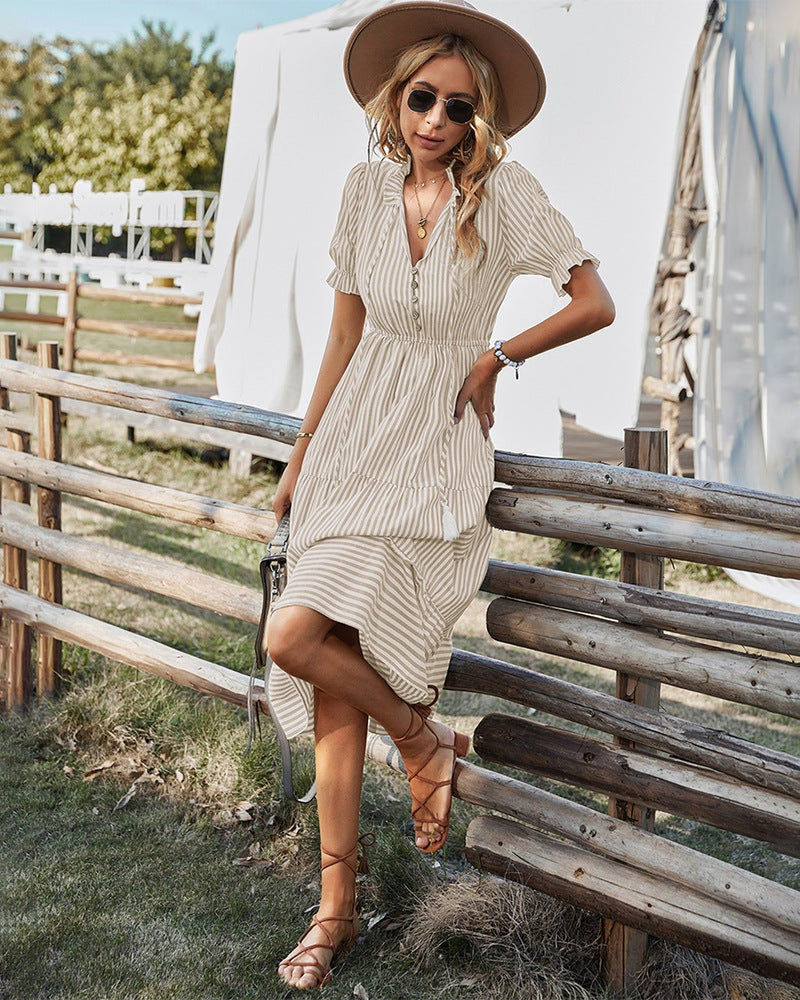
[0,279,291,474]
[0,340,798,992]
[0,271,201,373]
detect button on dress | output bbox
[269,157,599,739]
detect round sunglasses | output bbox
[406,88,475,125]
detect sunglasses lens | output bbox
[446,99,474,124]
[407,89,475,124]
[407,89,436,114]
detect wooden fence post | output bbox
[62,269,78,372]
[0,333,6,710]
[36,341,63,697]
[0,333,33,708]
[602,426,667,992]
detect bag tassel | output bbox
[441,500,459,542]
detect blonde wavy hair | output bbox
[364,34,508,263]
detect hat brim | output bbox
[343,1,546,137]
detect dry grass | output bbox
[638,939,800,1000]
[405,876,601,1000]
[405,877,800,1000]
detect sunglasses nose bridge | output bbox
[425,96,448,125]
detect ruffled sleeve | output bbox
[326,163,367,295]
[494,160,600,296]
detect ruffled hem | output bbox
[550,248,601,297]
[269,534,466,739]
[326,265,360,296]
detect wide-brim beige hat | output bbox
[343,0,546,137]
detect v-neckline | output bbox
[401,161,457,267]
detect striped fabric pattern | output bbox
[269,157,597,739]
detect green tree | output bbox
[1,21,232,192]
[36,66,231,192]
[61,21,231,108]
[0,39,71,188]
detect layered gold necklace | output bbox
[410,171,448,239]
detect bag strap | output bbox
[246,512,317,804]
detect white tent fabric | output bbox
[690,0,800,607]
[195,0,709,458]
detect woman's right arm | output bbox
[272,289,367,519]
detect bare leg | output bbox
[278,682,368,989]
[268,607,466,851]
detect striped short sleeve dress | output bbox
[269,157,598,739]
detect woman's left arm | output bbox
[454,261,615,438]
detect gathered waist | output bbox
[366,326,487,349]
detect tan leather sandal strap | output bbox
[320,844,359,876]
[393,703,424,744]
[320,831,375,876]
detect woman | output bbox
[269,0,615,989]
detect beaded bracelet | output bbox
[493,339,525,379]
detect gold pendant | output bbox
[417,224,427,239]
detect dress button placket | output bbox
[411,267,421,328]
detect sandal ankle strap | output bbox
[321,832,375,877]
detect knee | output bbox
[267,609,318,680]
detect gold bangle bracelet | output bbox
[295,431,314,440]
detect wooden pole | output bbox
[0,334,13,413]
[452,762,800,936]
[62,270,78,372]
[481,561,800,656]
[492,452,800,531]
[472,714,800,856]
[72,348,195,371]
[0,278,68,291]
[0,360,300,446]
[0,448,274,543]
[603,426,666,991]
[0,584,254,708]
[0,311,64,328]
[35,341,62,697]
[0,517,261,626]
[616,428,667,740]
[485,600,800,719]
[75,317,196,342]
[77,284,202,307]
[487,491,800,577]
[446,648,800,799]
[0,334,32,709]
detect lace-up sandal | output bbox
[278,836,372,990]
[394,706,470,854]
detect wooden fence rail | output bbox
[488,490,800,576]
[0,449,275,542]
[486,598,800,717]
[482,561,800,655]
[0,360,297,444]
[1,346,798,990]
[0,273,201,373]
[473,714,800,856]
[446,649,800,799]
[0,356,294,475]
[493,451,800,529]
